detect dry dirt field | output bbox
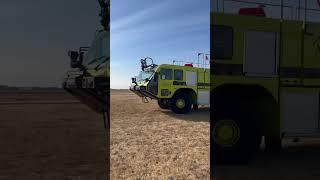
[110,90,210,179]
[214,138,320,180]
[0,90,107,180]
[111,90,320,180]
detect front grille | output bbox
[161,89,170,96]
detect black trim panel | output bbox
[281,85,320,88]
[198,83,211,86]
[280,67,300,78]
[211,63,243,75]
[173,81,186,86]
[280,67,320,78]
[212,64,320,79]
[302,68,320,78]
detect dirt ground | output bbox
[4,89,320,179]
[0,90,107,180]
[110,90,210,179]
[214,138,320,180]
[111,91,320,180]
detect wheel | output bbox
[170,92,192,114]
[212,95,262,164]
[158,99,170,109]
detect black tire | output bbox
[212,95,262,165]
[170,92,192,114]
[158,99,170,109]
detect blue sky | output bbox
[110,0,210,89]
[0,1,100,87]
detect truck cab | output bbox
[64,29,108,92]
[130,57,158,100]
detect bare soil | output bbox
[111,90,320,180]
[214,138,320,180]
[0,91,107,180]
[110,90,210,179]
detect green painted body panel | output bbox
[155,64,210,99]
[211,12,320,95]
[211,11,320,137]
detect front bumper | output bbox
[129,84,158,100]
[62,72,109,113]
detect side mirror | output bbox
[131,77,136,83]
[68,51,79,60]
[68,50,81,68]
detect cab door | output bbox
[158,68,173,98]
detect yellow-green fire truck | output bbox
[211,6,320,164]
[130,57,210,114]
[63,0,109,128]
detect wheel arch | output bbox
[212,84,279,137]
[173,88,197,105]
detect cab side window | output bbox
[174,69,183,80]
[212,25,233,59]
[160,68,172,80]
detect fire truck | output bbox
[62,0,109,128]
[211,2,320,164]
[130,56,210,114]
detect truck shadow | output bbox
[161,107,210,123]
[214,139,320,180]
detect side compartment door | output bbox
[197,70,210,106]
[158,68,173,98]
[281,92,319,134]
[186,71,197,86]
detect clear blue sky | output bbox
[0,1,100,87]
[110,0,210,89]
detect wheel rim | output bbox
[213,119,240,147]
[176,99,185,109]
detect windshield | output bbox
[83,30,108,67]
[136,70,154,82]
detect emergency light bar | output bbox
[185,63,193,67]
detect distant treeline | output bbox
[0,85,61,90]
